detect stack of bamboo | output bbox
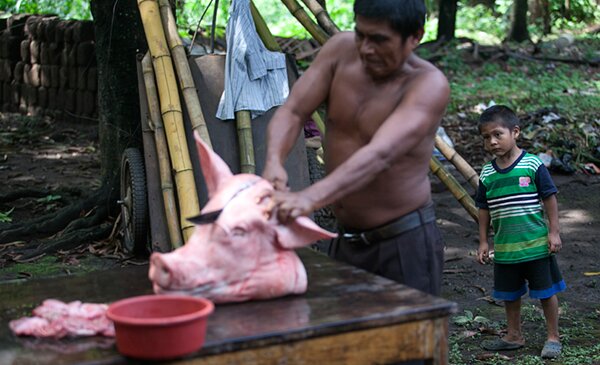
[0,14,98,121]
[138,0,211,243]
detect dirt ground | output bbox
[1,112,599,362]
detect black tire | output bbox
[120,148,149,255]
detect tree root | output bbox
[0,182,118,254]
[0,187,83,203]
[12,223,114,261]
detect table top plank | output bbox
[0,249,456,365]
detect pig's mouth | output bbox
[152,281,229,297]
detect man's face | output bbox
[354,15,421,79]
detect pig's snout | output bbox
[149,253,173,289]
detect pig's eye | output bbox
[231,227,247,237]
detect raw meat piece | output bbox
[9,299,114,339]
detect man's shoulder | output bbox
[411,57,448,87]
[405,59,450,106]
[324,31,356,50]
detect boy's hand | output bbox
[548,232,562,253]
[477,242,490,264]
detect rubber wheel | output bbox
[120,148,149,255]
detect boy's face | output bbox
[480,121,520,159]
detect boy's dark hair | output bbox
[479,105,520,130]
[354,0,426,40]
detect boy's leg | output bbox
[504,298,525,344]
[541,295,560,342]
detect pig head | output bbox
[148,133,336,303]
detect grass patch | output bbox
[449,302,600,364]
[0,255,118,282]
[437,49,599,121]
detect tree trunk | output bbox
[90,0,148,185]
[437,0,458,42]
[508,0,530,42]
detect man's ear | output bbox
[410,29,424,50]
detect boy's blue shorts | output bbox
[493,255,566,301]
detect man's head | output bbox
[353,0,426,79]
[354,0,426,41]
[479,105,521,158]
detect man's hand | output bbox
[548,232,562,253]
[262,163,289,192]
[270,190,315,223]
[477,242,490,264]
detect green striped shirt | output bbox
[477,152,551,264]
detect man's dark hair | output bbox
[479,105,520,130]
[354,0,426,40]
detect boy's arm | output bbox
[478,208,491,264]
[475,179,490,264]
[543,194,562,253]
[535,164,561,253]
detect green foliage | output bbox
[36,195,61,203]
[0,0,91,20]
[449,301,600,365]
[0,207,14,223]
[439,43,600,121]
[1,0,598,46]
[455,2,510,44]
[453,309,490,328]
[36,195,62,211]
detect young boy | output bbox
[475,105,566,359]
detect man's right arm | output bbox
[263,33,348,190]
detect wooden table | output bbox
[0,249,457,365]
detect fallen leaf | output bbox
[476,353,511,361]
[476,295,504,307]
[459,330,478,339]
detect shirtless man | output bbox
[263,0,449,296]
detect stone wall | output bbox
[0,14,97,122]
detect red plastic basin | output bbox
[107,294,214,360]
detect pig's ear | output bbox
[274,217,337,249]
[195,132,233,196]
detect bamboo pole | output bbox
[434,135,479,190]
[299,0,339,36]
[250,1,325,136]
[235,111,256,173]
[280,0,329,45]
[157,0,212,149]
[141,52,184,249]
[311,110,326,137]
[430,155,479,222]
[138,0,199,241]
